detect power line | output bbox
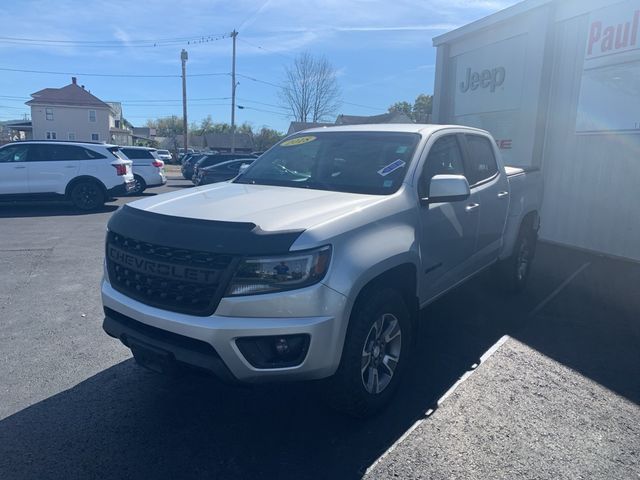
[237,38,295,61]
[237,97,288,111]
[237,73,386,111]
[121,103,231,108]
[238,105,290,117]
[0,33,232,48]
[0,67,230,78]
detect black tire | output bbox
[129,175,147,195]
[497,221,537,293]
[69,181,105,211]
[323,287,412,418]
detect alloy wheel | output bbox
[361,313,402,394]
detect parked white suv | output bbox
[119,147,167,195]
[155,149,173,163]
[0,141,134,210]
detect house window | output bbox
[45,108,53,121]
[89,110,96,122]
[46,131,57,140]
[91,133,99,141]
[68,133,76,141]
[115,119,121,128]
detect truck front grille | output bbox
[106,232,236,316]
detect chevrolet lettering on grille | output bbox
[108,245,220,284]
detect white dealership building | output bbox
[432,0,640,262]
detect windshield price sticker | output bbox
[378,159,406,176]
[281,136,316,147]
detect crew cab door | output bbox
[417,133,480,302]
[461,134,510,267]
[0,144,30,194]
[28,144,81,194]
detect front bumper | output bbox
[101,280,348,382]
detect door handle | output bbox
[13,165,27,169]
[465,203,480,213]
[497,191,509,198]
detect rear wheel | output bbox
[69,181,105,211]
[323,287,412,418]
[129,175,146,195]
[497,221,537,293]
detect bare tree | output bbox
[280,53,341,123]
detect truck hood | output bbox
[129,182,385,232]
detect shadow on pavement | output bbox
[0,243,637,479]
[512,244,640,404]
[0,202,119,218]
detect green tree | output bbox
[388,101,413,118]
[412,94,433,123]
[388,94,433,123]
[253,127,284,151]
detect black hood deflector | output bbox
[107,205,304,256]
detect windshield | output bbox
[235,131,420,195]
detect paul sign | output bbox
[459,66,506,93]
[586,8,639,58]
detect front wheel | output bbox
[69,181,105,211]
[323,288,412,418]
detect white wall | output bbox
[31,104,111,142]
[433,0,640,261]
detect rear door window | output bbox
[464,135,498,186]
[121,148,153,159]
[28,144,98,161]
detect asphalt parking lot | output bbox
[1,178,638,480]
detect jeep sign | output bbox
[459,67,506,93]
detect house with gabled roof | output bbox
[26,77,130,144]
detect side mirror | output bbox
[238,163,250,174]
[423,174,470,204]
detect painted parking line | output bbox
[528,262,591,318]
[363,261,592,476]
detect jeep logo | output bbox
[459,67,506,93]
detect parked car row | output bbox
[182,152,258,186]
[0,141,167,210]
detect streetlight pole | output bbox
[181,49,188,155]
[230,30,238,153]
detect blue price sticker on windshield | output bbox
[377,159,406,176]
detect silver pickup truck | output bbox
[101,124,542,417]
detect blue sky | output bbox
[0,0,518,132]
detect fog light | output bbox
[274,337,289,356]
[236,334,310,369]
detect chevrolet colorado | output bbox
[102,124,542,416]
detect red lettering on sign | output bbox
[587,9,639,57]
[494,139,513,150]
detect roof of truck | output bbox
[298,123,490,135]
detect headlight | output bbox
[225,246,332,296]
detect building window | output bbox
[91,133,99,141]
[45,108,53,121]
[115,119,120,128]
[68,133,76,141]
[46,131,57,140]
[89,110,96,122]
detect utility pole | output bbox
[230,30,238,153]
[181,49,188,154]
